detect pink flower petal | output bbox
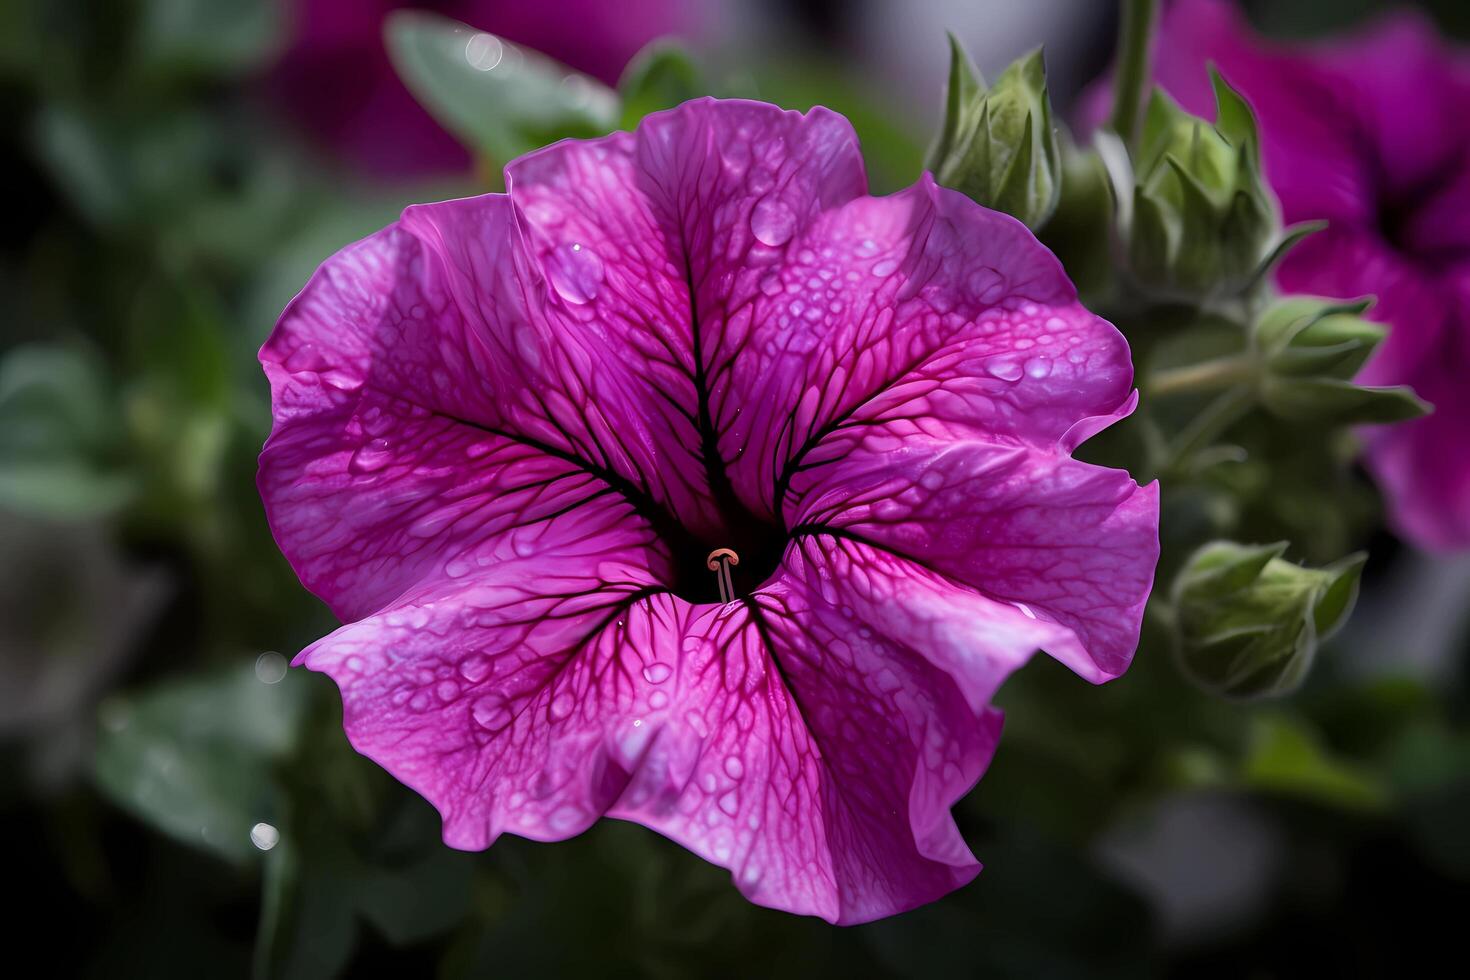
[302,538,1037,923]
[790,432,1159,682]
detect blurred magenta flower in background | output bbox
[1109,0,1470,550]
[271,0,696,176]
[258,99,1158,922]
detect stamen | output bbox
[706,548,740,603]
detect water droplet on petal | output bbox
[718,790,740,816]
[987,359,1023,381]
[550,804,582,832]
[435,680,460,701]
[546,242,604,304]
[723,756,744,779]
[750,197,796,247]
[549,692,574,720]
[1024,356,1052,379]
[872,259,899,277]
[685,711,710,738]
[642,662,672,684]
[648,690,669,709]
[350,438,392,474]
[459,654,492,682]
[472,693,511,731]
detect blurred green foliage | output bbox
[1,1,1466,978]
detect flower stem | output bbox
[1148,354,1256,398]
[1156,384,1254,479]
[1108,0,1158,150]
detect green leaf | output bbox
[92,661,309,863]
[927,32,984,170]
[617,40,702,129]
[1209,66,1259,159]
[0,345,136,518]
[385,11,618,167]
[1311,553,1366,638]
[133,0,283,78]
[1240,715,1387,810]
[1248,219,1327,287]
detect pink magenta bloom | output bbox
[272,0,693,177]
[259,99,1159,923]
[1099,0,1470,550]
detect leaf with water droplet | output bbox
[386,11,617,168]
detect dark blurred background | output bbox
[2,1,1467,976]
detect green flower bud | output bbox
[928,39,1061,230]
[1172,541,1365,699]
[1256,297,1382,378]
[1127,70,1278,298]
[1260,376,1430,425]
[1254,296,1431,424]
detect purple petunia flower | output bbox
[271,0,694,177]
[258,99,1159,923]
[1094,0,1470,550]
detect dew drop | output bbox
[349,438,392,474]
[750,196,796,247]
[685,711,710,738]
[408,690,432,712]
[250,822,280,851]
[872,258,899,277]
[549,692,574,720]
[464,32,503,71]
[642,662,672,684]
[723,755,744,779]
[435,680,460,702]
[459,654,492,682]
[472,693,511,731]
[718,790,740,816]
[987,359,1023,382]
[648,690,669,709]
[255,651,287,685]
[1024,356,1052,379]
[550,804,583,832]
[546,242,604,304]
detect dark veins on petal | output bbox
[677,222,788,601]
